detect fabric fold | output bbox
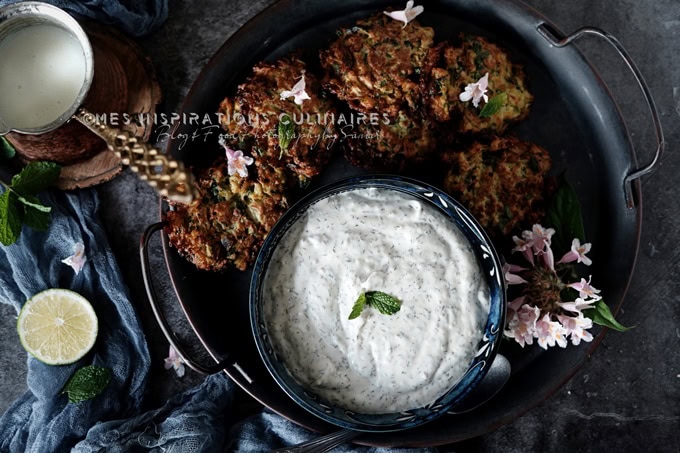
[0,188,151,452]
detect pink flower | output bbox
[61,242,87,275]
[505,303,540,348]
[557,313,593,346]
[568,276,602,301]
[459,73,489,108]
[541,244,555,271]
[535,313,568,349]
[503,263,528,285]
[512,234,534,265]
[558,297,596,314]
[223,144,254,178]
[164,346,185,378]
[529,224,555,254]
[508,295,527,312]
[383,1,424,28]
[558,238,592,266]
[280,75,311,105]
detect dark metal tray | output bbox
[140,0,663,446]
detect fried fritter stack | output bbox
[320,14,546,235]
[166,11,553,272]
[165,57,337,271]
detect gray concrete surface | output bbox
[1,0,679,451]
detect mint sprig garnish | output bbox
[62,365,112,404]
[348,291,402,320]
[479,92,507,118]
[0,161,61,246]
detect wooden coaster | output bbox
[6,21,162,190]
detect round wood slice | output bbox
[6,21,162,190]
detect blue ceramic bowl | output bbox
[250,175,506,432]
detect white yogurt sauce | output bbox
[263,187,489,413]
[0,24,86,130]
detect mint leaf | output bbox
[349,291,402,319]
[348,292,367,320]
[22,200,51,232]
[15,193,51,213]
[546,177,586,254]
[366,291,402,315]
[583,300,631,332]
[0,190,22,246]
[479,92,507,118]
[11,161,61,195]
[278,114,295,156]
[0,137,16,160]
[62,366,112,404]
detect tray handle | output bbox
[537,25,666,209]
[140,222,230,375]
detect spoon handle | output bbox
[74,108,196,204]
[269,429,360,453]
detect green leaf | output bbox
[583,300,631,332]
[62,366,112,404]
[15,193,51,213]
[11,161,61,195]
[366,291,402,316]
[546,178,586,254]
[278,114,295,156]
[0,190,22,246]
[0,137,16,160]
[348,292,367,320]
[349,291,402,319]
[479,92,507,118]
[22,201,51,232]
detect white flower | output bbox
[558,238,592,266]
[223,144,254,178]
[61,242,87,275]
[534,313,568,349]
[503,263,528,285]
[529,224,555,254]
[558,297,597,314]
[459,73,489,108]
[512,233,534,265]
[568,276,602,301]
[164,346,185,378]
[280,75,311,105]
[505,303,540,348]
[383,1,424,28]
[557,313,594,346]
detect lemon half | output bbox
[17,289,98,365]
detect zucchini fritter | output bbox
[421,35,533,135]
[443,136,551,237]
[219,56,337,182]
[164,157,289,272]
[166,57,338,272]
[320,13,434,120]
[343,109,437,171]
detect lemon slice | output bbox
[17,289,98,365]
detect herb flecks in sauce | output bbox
[262,188,489,413]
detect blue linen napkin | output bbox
[0,188,151,452]
[0,0,168,37]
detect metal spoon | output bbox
[271,354,512,453]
